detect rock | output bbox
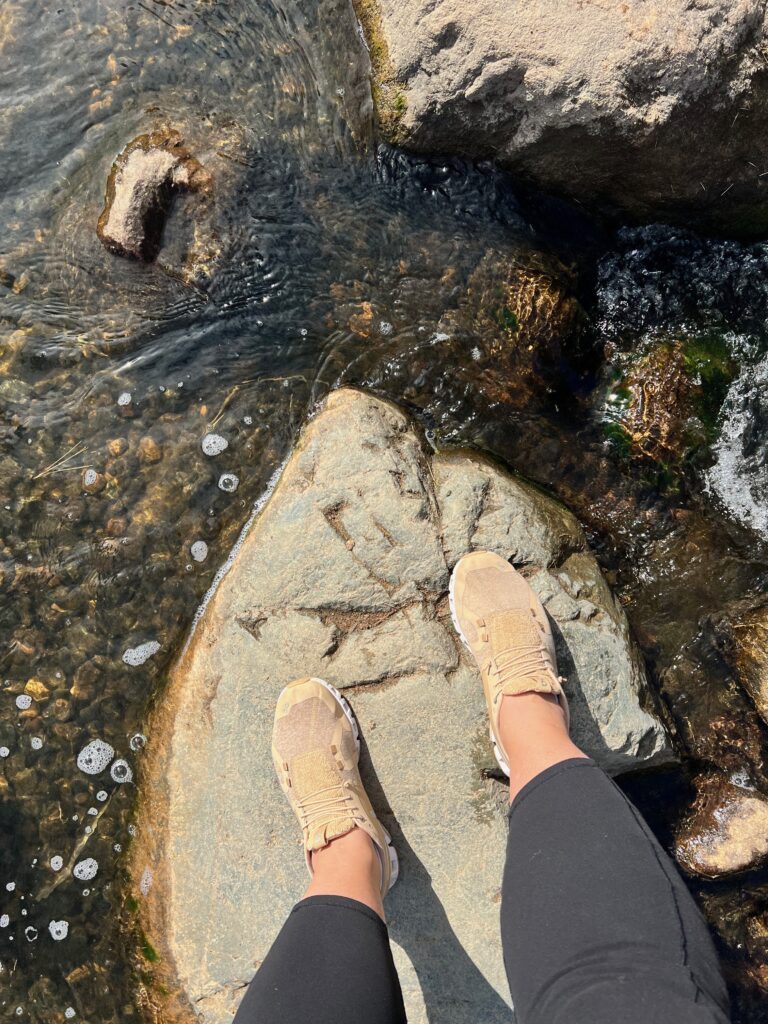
[137,436,163,465]
[132,388,672,1024]
[97,129,212,262]
[712,603,768,727]
[600,336,735,465]
[356,0,768,233]
[676,773,768,879]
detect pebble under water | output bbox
[1,2,768,1022]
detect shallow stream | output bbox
[1,1,768,1021]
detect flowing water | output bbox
[1,2,768,1021]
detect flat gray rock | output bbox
[358,0,768,233]
[133,388,673,1023]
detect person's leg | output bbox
[499,692,731,1024]
[450,551,730,1024]
[233,678,406,1024]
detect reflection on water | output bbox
[1,1,768,1022]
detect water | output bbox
[2,2,768,1021]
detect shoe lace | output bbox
[483,616,564,704]
[298,781,354,835]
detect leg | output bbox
[498,695,731,1024]
[450,552,731,1024]
[234,678,405,1024]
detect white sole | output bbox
[448,567,512,778]
[304,677,399,892]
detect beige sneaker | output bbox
[449,551,569,776]
[272,677,398,898]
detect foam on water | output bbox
[48,921,69,942]
[73,859,98,882]
[217,472,239,492]
[76,740,114,775]
[110,759,132,784]
[201,433,229,456]
[15,695,31,711]
[122,641,160,666]
[190,540,208,562]
[50,857,63,872]
[706,351,768,539]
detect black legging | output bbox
[233,759,730,1024]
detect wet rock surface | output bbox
[97,129,212,262]
[357,0,768,233]
[676,773,768,879]
[132,388,672,1024]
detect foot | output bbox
[271,677,398,900]
[449,551,570,776]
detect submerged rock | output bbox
[676,773,768,879]
[356,0,768,233]
[132,388,672,1024]
[712,603,768,727]
[97,129,212,262]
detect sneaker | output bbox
[272,677,398,898]
[449,551,569,776]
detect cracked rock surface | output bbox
[133,387,673,1023]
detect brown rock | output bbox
[106,516,127,538]
[97,129,212,262]
[138,436,162,464]
[107,437,128,458]
[713,604,768,727]
[24,678,49,701]
[676,773,768,878]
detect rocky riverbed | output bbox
[1,2,768,1023]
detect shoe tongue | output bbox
[486,609,540,653]
[291,750,356,850]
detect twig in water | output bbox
[33,442,88,480]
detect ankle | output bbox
[497,692,587,804]
[305,827,385,919]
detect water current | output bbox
[1,2,768,1021]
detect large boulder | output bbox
[131,388,672,1024]
[355,0,768,234]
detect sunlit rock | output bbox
[131,388,672,1024]
[712,603,768,728]
[676,773,768,879]
[97,129,212,262]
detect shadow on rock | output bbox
[360,737,514,1024]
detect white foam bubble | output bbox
[129,733,146,752]
[117,392,132,407]
[82,469,98,488]
[110,759,133,784]
[243,415,253,426]
[122,641,160,666]
[65,1009,76,1019]
[15,694,31,710]
[76,740,114,775]
[50,856,63,872]
[217,473,239,493]
[48,920,69,941]
[6,883,15,892]
[96,790,108,802]
[0,748,8,758]
[30,737,42,751]
[73,858,98,882]
[190,540,208,562]
[140,866,153,896]
[24,926,37,942]
[201,433,228,457]
[0,915,9,928]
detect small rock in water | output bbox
[48,920,69,941]
[97,129,212,262]
[218,473,239,493]
[138,436,162,464]
[122,641,160,666]
[73,858,98,882]
[76,740,115,775]
[110,759,133,784]
[201,433,228,457]
[190,540,208,562]
[676,772,768,878]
